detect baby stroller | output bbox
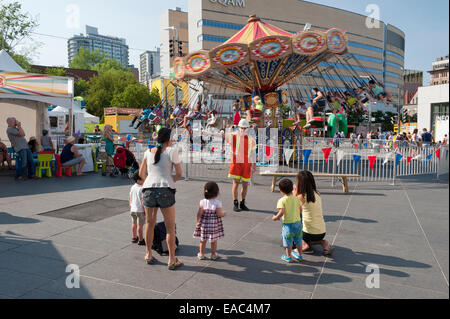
[112,147,139,179]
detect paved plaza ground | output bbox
[0,168,448,299]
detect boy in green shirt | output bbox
[273,179,303,263]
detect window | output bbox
[431,102,449,133]
[49,117,58,128]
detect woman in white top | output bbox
[139,128,183,270]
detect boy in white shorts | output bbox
[129,171,145,245]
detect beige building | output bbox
[160,7,189,77]
[183,0,404,106]
[429,54,449,86]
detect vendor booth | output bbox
[0,50,74,142]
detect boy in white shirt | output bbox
[129,171,145,245]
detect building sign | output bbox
[209,0,246,8]
[435,115,449,143]
[104,107,142,116]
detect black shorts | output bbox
[312,100,326,113]
[303,232,326,244]
[143,188,176,209]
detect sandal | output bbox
[145,256,157,265]
[168,258,183,270]
[323,247,335,256]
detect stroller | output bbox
[112,147,140,179]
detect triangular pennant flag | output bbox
[406,156,412,165]
[363,142,368,149]
[330,140,334,145]
[436,148,441,159]
[302,149,312,163]
[446,149,449,159]
[368,156,377,171]
[322,147,332,163]
[383,153,393,165]
[352,155,362,166]
[284,148,295,164]
[353,144,358,149]
[426,154,433,161]
[336,150,344,166]
[395,153,403,165]
[314,141,319,145]
[266,146,275,159]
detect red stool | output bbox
[55,154,72,177]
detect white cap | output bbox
[238,119,250,128]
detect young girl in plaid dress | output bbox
[194,182,226,260]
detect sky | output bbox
[4,0,449,85]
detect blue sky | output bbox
[6,0,449,84]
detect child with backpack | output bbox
[129,171,145,245]
[194,182,226,260]
[273,178,303,263]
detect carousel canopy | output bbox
[174,15,348,94]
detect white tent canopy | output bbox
[0,49,26,73]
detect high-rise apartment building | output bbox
[403,70,423,103]
[429,54,449,86]
[68,25,129,67]
[140,49,161,83]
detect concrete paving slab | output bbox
[0,268,52,298]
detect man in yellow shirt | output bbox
[273,179,303,263]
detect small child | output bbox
[129,171,145,245]
[194,181,226,260]
[272,179,303,263]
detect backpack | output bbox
[152,222,179,255]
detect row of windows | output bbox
[386,50,403,60]
[385,60,403,70]
[385,71,400,79]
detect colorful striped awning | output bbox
[224,15,293,45]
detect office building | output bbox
[429,54,449,86]
[68,25,129,67]
[140,49,161,83]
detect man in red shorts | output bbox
[227,119,257,212]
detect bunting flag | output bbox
[336,150,344,166]
[178,136,183,142]
[353,144,358,149]
[330,140,334,145]
[368,156,377,171]
[352,155,362,166]
[266,146,275,161]
[284,148,295,164]
[395,154,403,165]
[322,147,332,163]
[446,149,449,159]
[436,148,441,159]
[383,153,393,166]
[406,156,412,165]
[314,141,319,145]
[426,154,433,161]
[302,149,312,163]
[363,142,368,149]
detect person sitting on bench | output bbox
[304,88,326,129]
[246,96,264,122]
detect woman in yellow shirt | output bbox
[293,171,335,256]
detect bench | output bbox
[260,172,361,193]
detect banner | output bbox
[0,71,70,97]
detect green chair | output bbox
[36,154,53,178]
[92,147,106,174]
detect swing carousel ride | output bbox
[170,15,390,139]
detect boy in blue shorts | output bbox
[273,179,303,263]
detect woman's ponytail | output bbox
[154,128,172,165]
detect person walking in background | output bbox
[421,128,433,147]
[103,124,115,177]
[6,117,36,180]
[41,130,54,152]
[129,171,145,246]
[194,181,226,261]
[139,128,183,270]
[273,179,303,263]
[293,171,335,256]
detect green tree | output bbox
[74,79,89,98]
[92,59,127,73]
[0,1,39,52]
[44,67,67,76]
[69,47,108,70]
[10,52,32,71]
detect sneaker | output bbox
[138,239,146,246]
[197,253,207,260]
[233,200,241,212]
[240,200,250,211]
[281,254,293,263]
[211,254,220,261]
[291,251,303,261]
[131,237,138,244]
[304,123,312,129]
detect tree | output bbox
[69,47,108,70]
[74,79,89,98]
[44,67,67,76]
[0,1,39,52]
[9,52,32,71]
